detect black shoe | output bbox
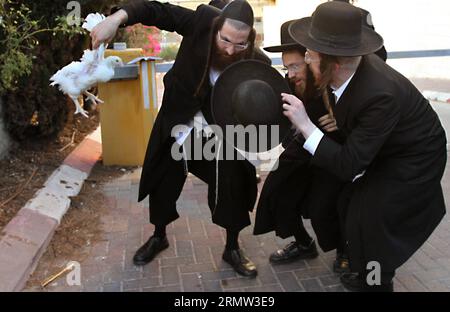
[256,174,262,184]
[333,252,350,274]
[133,235,169,266]
[340,273,394,292]
[269,240,318,264]
[222,248,258,278]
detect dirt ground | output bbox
[0,108,101,230]
[25,161,134,290]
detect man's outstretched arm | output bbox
[91,0,195,49]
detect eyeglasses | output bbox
[281,62,305,75]
[305,50,320,64]
[217,32,249,51]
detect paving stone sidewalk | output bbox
[24,158,450,292]
[25,102,450,292]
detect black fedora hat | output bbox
[264,20,305,53]
[211,60,291,153]
[289,1,383,56]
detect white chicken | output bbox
[50,13,123,117]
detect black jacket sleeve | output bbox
[118,0,196,36]
[312,94,401,181]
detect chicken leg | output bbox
[69,95,89,118]
[84,91,104,107]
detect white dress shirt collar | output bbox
[330,72,356,103]
[209,68,221,86]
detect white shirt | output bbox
[209,68,221,85]
[331,72,355,103]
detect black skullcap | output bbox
[209,0,228,10]
[221,0,254,28]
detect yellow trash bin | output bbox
[97,48,159,166]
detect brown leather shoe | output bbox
[222,248,257,278]
[133,235,169,266]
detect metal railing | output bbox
[155,48,450,73]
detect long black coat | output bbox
[312,54,447,272]
[120,1,270,228]
[254,94,346,252]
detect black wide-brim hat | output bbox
[211,60,291,153]
[264,20,305,53]
[289,1,383,56]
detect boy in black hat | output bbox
[254,20,349,272]
[91,0,270,278]
[284,1,446,291]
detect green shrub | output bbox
[0,0,119,141]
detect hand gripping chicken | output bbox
[50,13,123,117]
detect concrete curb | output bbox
[423,90,450,103]
[0,127,102,291]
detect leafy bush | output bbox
[0,0,119,141]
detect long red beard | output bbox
[211,47,248,71]
[293,80,306,98]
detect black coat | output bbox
[312,54,447,272]
[120,1,270,227]
[254,93,346,251]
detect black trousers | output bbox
[148,130,256,231]
[148,155,215,224]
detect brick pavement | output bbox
[25,155,450,292]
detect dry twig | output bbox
[0,168,38,208]
[58,131,76,152]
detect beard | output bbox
[293,80,306,98]
[211,44,248,72]
[291,67,317,103]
